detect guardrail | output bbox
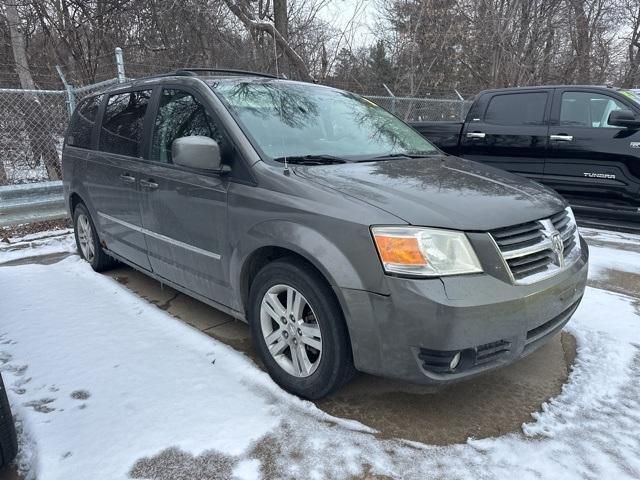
[0,181,67,227]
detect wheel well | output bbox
[240,246,336,316]
[240,246,354,357]
[69,192,83,215]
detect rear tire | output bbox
[0,373,18,470]
[73,203,116,272]
[248,258,355,399]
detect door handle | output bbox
[466,132,486,139]
[139,179,159,190]
[119,174,136,184]
[550,134,574,141]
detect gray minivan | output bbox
[62,69,589,399]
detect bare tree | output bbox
[222,0,314,81]
[565,0,614,84]
[3,1,61,180]
[621,0,640,87]
[274,0,289,41]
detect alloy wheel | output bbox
[260,284,323,377]
[76,213,95,263]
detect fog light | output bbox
[449,352,461,370]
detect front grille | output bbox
[489,208,580,284]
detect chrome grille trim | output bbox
[489,207,581,285]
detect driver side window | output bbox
[560,92,626,128]
[151,89,223,163]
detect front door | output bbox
[88,89,153,271]
[139,87,230,305]
[459,90,551,181]
[545,89,640,220]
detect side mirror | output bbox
[608,109,640,129]
[172,136,223,171]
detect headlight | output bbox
[371,226,483,277]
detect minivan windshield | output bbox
[210,80,438,162]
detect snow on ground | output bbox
[0,230,639,479]
[581,227,640,247]
[1,257,287,479]
[581,227,640,280]
[588,244,640,280]
[0,229,74,265]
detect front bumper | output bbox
[337,236,589,385]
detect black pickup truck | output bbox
[411,86,640,227]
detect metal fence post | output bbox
[115,47,126,83]
[55,65,75,115]
[454,89,465,120]
[383,84,396,115]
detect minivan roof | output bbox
[147,68,279,80]
[82,68,296,99]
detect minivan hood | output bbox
[293,155,565,231]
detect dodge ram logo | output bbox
[550,232,565,267]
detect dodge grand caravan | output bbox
[62,69,589,399]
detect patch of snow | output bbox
[581,227,640,247]
[587,244,640,280]
[0,231,74,264]
[232,458,261,480]
[3,228,72,244]
[0,257,283,479]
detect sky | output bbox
[318,0,377,48]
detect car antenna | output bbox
[273,61,290,176]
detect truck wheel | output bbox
[73,203,116,272]
[248,258,355,399]
[0,373,18,469]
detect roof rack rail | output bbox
[173,68,278,79]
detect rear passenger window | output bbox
[67,95,101,149]
[485,93,547,125]
[151,89,222,164]
[99,90,152,157]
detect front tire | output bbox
[73,203,116,272]
[248,258,355,399]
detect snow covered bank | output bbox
[0,229,74,265]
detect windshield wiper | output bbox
[358,152,439,162]
[272,154,348,165]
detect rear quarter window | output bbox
[66,95,102,149]
[484,92,548,125]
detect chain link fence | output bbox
[0,89,69,185]
[368,96,472,122]
[0,78,121,187]
[0,51,473,187]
